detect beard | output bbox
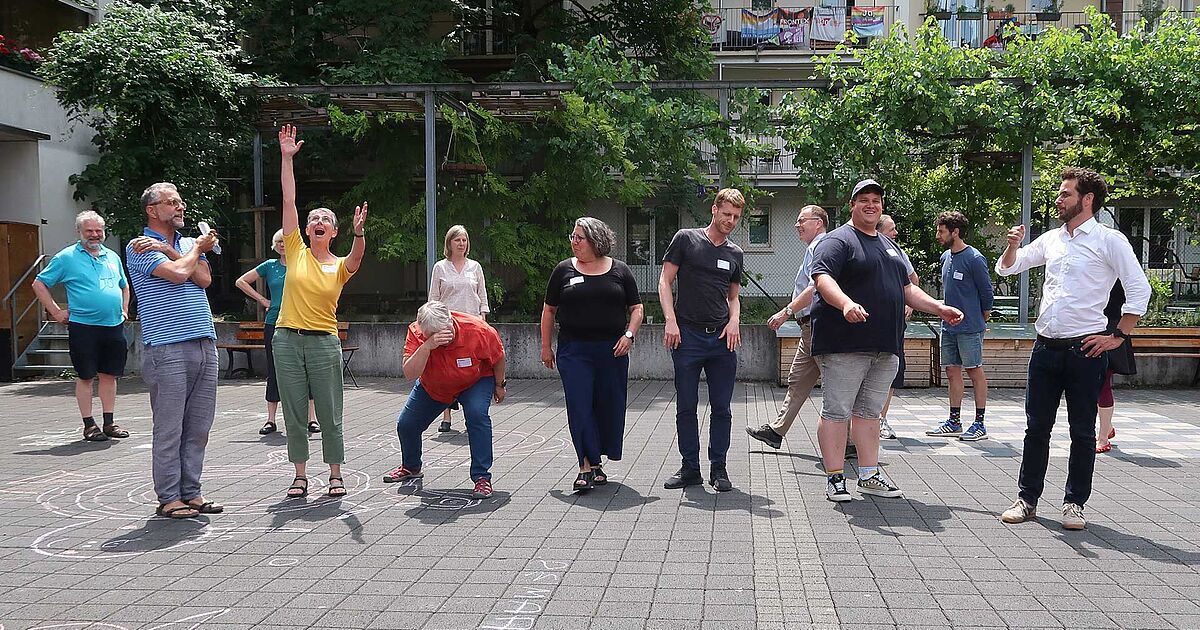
[1057,199,1083,224]
[84,240,102,251]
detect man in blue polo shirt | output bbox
[126,182,222,520]
[32,211,131,442]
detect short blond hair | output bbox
[444,225,469,258]
[714,188,746,209]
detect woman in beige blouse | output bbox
[428,225,490,432]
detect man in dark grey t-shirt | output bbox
[659,188,745,492]
[811,179,963,503]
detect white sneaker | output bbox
[1000,498,1036,524]
[826,474,851,502]
[879,417,897,439]
[1062,503,1086,530]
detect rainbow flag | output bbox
[851,6,886,37]
[741,9,780,39]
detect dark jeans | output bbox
[557,338,629,466]
[1018,339,1107,507]
[396,377,495,481]
[672,325,737,470]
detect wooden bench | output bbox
[217,322,265,379]
[775,321,935,387]
[1130,327,1200,385]
[217,321,361,388]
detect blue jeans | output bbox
[396,377,494,481]
[671,325,737,470]
[1018,339,1107,507]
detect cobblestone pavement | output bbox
[0,378,1197,629]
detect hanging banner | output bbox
[740,8,780,40]
[850,6,887,38]
[777,8,813,48]
[810,6,847,42]
[701,13,725,44]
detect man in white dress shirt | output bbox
[996,167,1150,530]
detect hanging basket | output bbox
[439,162,489,176]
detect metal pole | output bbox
[1019,142,1032,325]
[718,89,729,189]
[425,90,437,285]
[253,131,264,207]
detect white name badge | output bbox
[465,271,476,279]
[716,259,731,270]
[456,357,473,368]
[886,249,898,257]
[321,264,338,274]
[568,276,585,286]
[953,271,965,280]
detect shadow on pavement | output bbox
[100,516,212,554]
[266,496,366,543]
[839,497,996,536]
[679,484,784,518]
[547,481,661,511]
[1050,520,1200,563]
[15,440,118,457]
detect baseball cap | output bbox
[850,179,884,201]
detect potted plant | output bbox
[958,4,985,20]
[987,3,1014,19]
[926,0,953,20]
[1036,0,1062,21]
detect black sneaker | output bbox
[746,424,783,449]
[709,465,733,492]
[438,421,452,433]
[663,467,703,489]
[826,474,851,502]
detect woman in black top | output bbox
[540,217,644,491]
[1097,281,1135,453]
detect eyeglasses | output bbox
[152,199,186,209]
[567,234,587,243]
[795,217,819,225]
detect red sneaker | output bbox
[472,478,493,498]
[382,465,422,483]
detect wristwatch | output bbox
[1110,329,1129,339]
[784,306,794,317]
[624,330,634,341]
[497,379,507,388]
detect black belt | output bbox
[1036,334,1098,349]
[683,323,724,335]
[281,327,333,336]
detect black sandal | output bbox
[286,476,308,498]
[156,504,199,519]
[573,471,595,492]
[592,466,608,486]
[328,476,346,497]
[307,420,321,434]
[259,421,276,435]
[83,425,109,442]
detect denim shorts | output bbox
[941,330,984,369]
[813,352,899,421]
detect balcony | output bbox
[703,5,898,52]
[699,136,799,181]
[932,10,1198,48]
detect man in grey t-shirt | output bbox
[659,188,745,492]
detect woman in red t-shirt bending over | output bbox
[382,300,507,498]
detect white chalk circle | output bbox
[268,557,299,567]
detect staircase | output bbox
[12,322,74,376]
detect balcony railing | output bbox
[699,136,799,178]
[931,10,1198,48]
[704,5,898,52]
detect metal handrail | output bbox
[1,254,45,304]
[5,254,47,369]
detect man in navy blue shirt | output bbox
[926,212,995,442]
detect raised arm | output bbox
[345,202,368,274]
[279,124,304,237]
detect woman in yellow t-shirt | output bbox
[274,124,368,499]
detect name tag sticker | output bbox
[568,276,585,286]
[465,271,475,279]
[886,249,898,257]
[953,271,965,280]
[716,259,731,270]
[321,264,338,274]
[456,357,473,368]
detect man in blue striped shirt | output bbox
[126,182,223,520]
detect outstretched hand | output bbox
[279,124,304,158]
[353,202,368,234]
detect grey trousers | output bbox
[143,338,218,504]
[771,321,821,436]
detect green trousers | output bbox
[271,328,345,464]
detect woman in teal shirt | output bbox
[235,229,316,434]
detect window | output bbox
[1117,207,1177,270]
[746,206,771,249]
[626,207,679,266]
[0,0,91,51]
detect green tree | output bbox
[40,1,256,235]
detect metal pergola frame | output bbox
[249,79,1035,322]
